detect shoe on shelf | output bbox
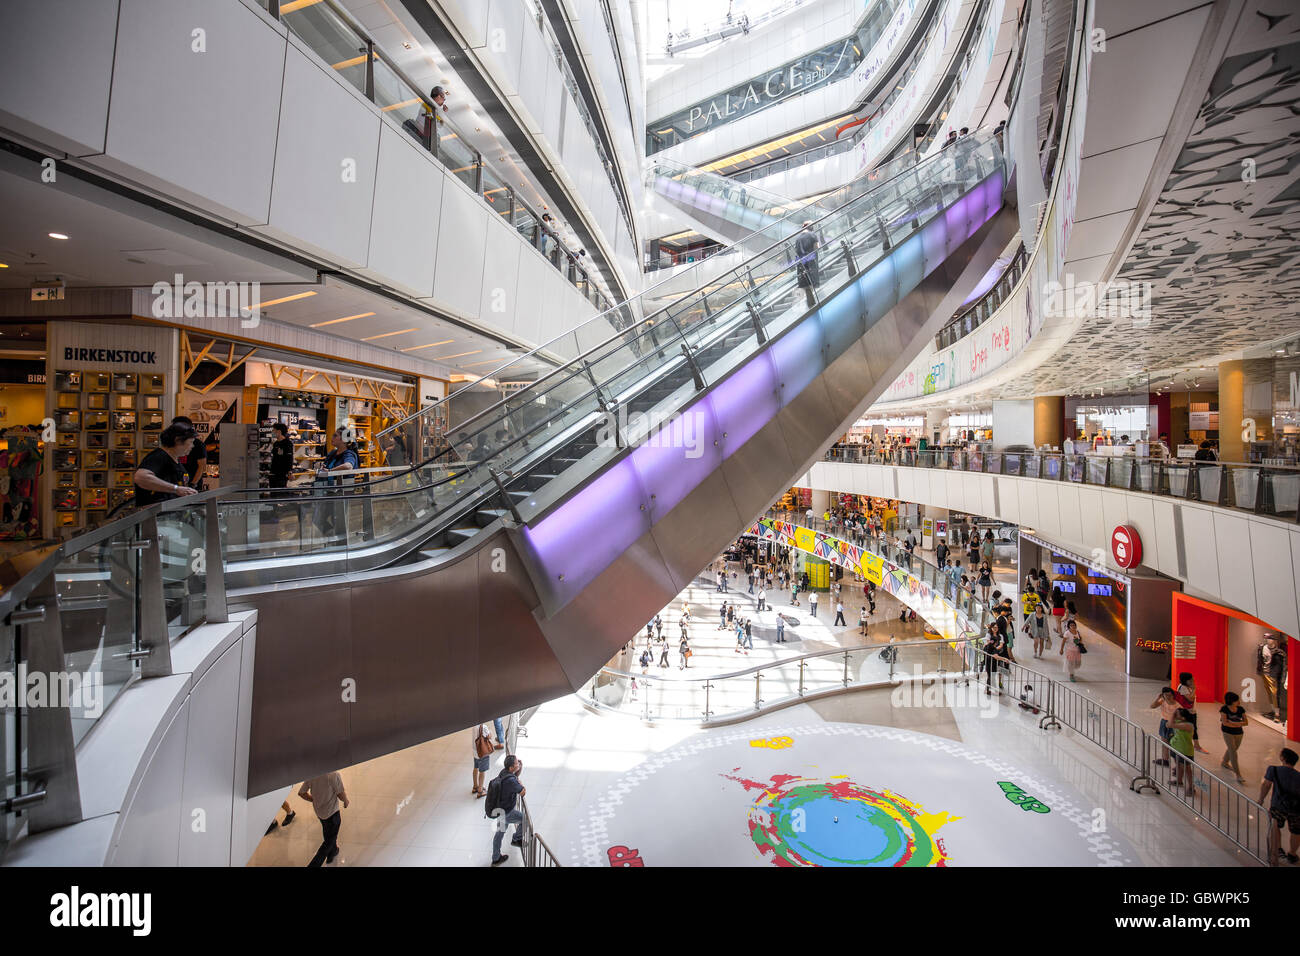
[281,810,295,827]
[491,854,510,866]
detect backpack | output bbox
[484,775,504,818]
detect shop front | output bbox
[1018,531,1180,679]
[1171,594,1295,739]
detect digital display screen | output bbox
[1052,563,1076,575]
[1088,584,1113,596]
[1056,581,1077,592]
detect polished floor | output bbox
[246,542,1287,867]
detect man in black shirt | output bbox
[793,220,820,303]
[133,423,200,505]
[490,756,526,865]
[171,416,208,489]
[269,422,293,489]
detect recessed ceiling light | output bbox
[0,263,8,269]
[400,340,454,352]
[433,349,482,361]
[361,327,418,341]
[310,311,376,328]
[247,291,316,309]
[48,232,69,240]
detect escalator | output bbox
[648,156,807,249]
[219,131,1015,795]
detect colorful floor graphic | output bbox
[561,724,1136,867]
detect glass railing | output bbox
[822,447,1300,523]
[647,157,814,243]
[255,0,613,313]
[589,636,972,722]
[373,132,1005,522]
[0,487,235,853]
[935,242,1028,348]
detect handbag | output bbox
[474,728,494,759]
[1075,638,1088,654]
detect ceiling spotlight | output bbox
[48,232,69,240]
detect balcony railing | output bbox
[934,242,1028,348]
[256,0,613,314]
[822,447,1300,523]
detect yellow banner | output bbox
[858,552,884,586]
[794,527,815,552]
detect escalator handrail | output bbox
[377,131,986,445]
[379,133,995,467]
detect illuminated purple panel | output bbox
[628,397,720,523]
[522,457,650,592]
[528,173,1007,603]
[768,314,825,408]
[706,351,781,455]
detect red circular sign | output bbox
[1111,525,1142,570]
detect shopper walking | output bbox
[1060,619,1085,681]
[1150,687,1179,764]
[809,591,819,618]
[679,635,691,669]
[658,637,670,668]
[776,616,787,643]
[1022,604,1050,658]
[859,605,869,635]
[1176,672,1210,754]
[488,755,525,865]
[977,562,993,604]
[1051,586,1067,638]
[299,769,349,867]
[834,601,847,626]
[1260,748,1300,865]
[1168,709,1197,789]
[758,587,767,612]
[1219,691,1248,784]
[743,618,754,651]
[471,721,495,797]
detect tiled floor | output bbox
[246,545,1290,868]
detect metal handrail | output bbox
[821,447,1300,523]
[377,128,993,447]
[263,0,611,309]
[592,520,1272,864]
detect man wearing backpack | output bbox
[487,755,526,865]
[1260,748,1300,865]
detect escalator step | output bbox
[419,548,451,561]
[446,527,478,543]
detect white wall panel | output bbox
[1101,490,1130,549]
[1181,506,1220,596]
[260,42,379,268]
[1151,498,1181,578]
[515,14,552,135]
[0,0,120,156]
[110,703,189,866]
[513,251,548,345]
[485,0,526,97]
[996,477,1018,524]
[362,125,443,297]
[92,0,284,224]
[542,66,565,147]
[177,644,241,866]
[1212,511,1257,617]
[1076,486,1107,549]
[480,214,523,333]
[430,178,490,319]
[1250,523,1299,638]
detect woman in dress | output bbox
[1060,619,1084,681]
[977,562,994,604]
